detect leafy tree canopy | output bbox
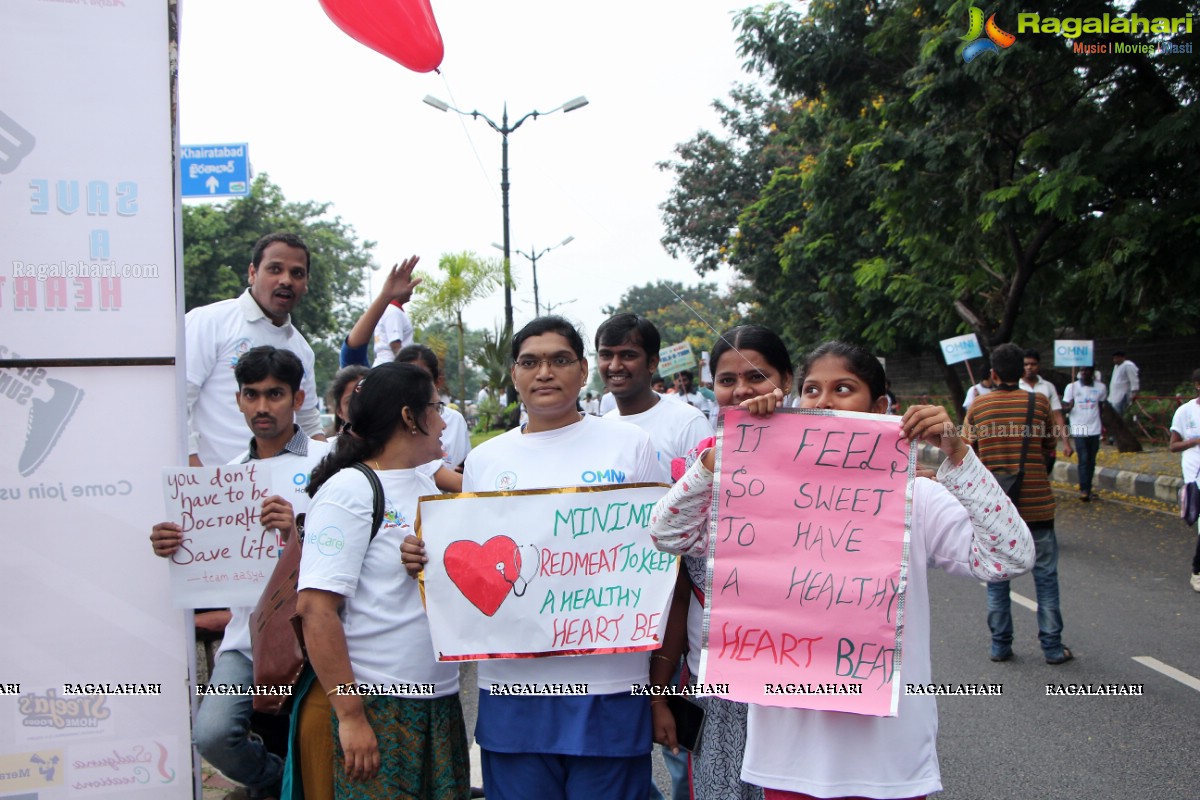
[661,0,1200,358]
[602,280,742,359]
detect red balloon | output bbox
[319,0,444,73]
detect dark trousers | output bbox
[1074,435,1100,494]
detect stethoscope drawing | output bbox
[496,542,541,597]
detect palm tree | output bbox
[409,251,503,405]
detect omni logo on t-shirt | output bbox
[314,526,344,556]
[580,469,627,484]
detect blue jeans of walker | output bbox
[987,525,1064,660]
[193,650,283,791]
[1074,435,1100,493]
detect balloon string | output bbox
[661,282,785,398]
[437,71,502,207]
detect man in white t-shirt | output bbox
[1109,351,1140,415]
[150,346,331,799]
[962,377,994,415]
[1169,369,1200,592]
[371,301,415,366]
[434,316,661,800]
[1020,349,1073,467]
[1063,367,1107,501]
[186,232,325,467]
[597,314,712,482]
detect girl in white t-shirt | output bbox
[652,340,1034,800]
[297,362,468,799]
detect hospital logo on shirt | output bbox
[314,526,344,555]
[580,468,627,484]
[228,337,252,369]
[495,471,517,491]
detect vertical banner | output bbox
[699,408,915,716]
[0,2,193,798]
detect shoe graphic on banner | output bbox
[18,378,84,476]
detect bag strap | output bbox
[1015,391,1036,474]
[348,462,385,542]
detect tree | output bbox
[408,251,503,407]
[662,0,1200,365]
[471,327,515,432]
[182,175,375,389]
[602,280,741,361]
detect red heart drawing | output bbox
[444,536,522,617]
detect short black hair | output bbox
[234,345,304,393]
[1192,368,1200,383]
[1023,348,1041,363]
[326,364,369,431]
[595,313,661,359]
[512,316,585,361]
[251,232,310,273]
[992,343,1025,382]
[396,344,441,382]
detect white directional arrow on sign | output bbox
[205,175,218,193]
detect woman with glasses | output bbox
[298,362,469,799]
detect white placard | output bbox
[658,342,697,378]
[417,484,675,660]
[1054,339,1094,367]
[161,464,281,608]
[939,333,982,365]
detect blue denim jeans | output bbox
[987,525,1065,660]
[193,650,283,792]
[1074,435,1100,493]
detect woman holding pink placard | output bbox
[651,339,1035,800]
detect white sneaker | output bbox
[1191,573,1200,593]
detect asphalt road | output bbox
[456,493,1199,799]
[929,494,1200,800]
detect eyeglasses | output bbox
[514,356,580,372]
[428,401,446,413]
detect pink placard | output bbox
[698,408,914,716]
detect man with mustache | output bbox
[185,233,325,467]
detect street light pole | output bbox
[424,94,588,343]
[496,235,574,317]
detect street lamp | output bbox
[492,236,574,317]
[423,94,588,342]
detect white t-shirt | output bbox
[440,406,471,468]
[1020,375,1063,413]
[216,437,332,661]
[1171,399,1200,483]
[463,414,661,694]
[1109,360,1140,402]
[299,466,458,697]
[371,303,414,366]
[598,392,617,415]
[185,290,322,466]
[604,395,713,482]
[1064,381,1107,437]
[962,382,993,410]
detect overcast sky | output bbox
[177,0,762,351]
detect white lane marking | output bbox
[979,582,1038,612]
[1133,656,1200,693]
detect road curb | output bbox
[915,444,1182,508]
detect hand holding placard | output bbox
[160,464,280,608]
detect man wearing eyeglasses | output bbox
[458,316,661,799]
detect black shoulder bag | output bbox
[991,393,1036,501]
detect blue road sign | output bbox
[180,143,250,197]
